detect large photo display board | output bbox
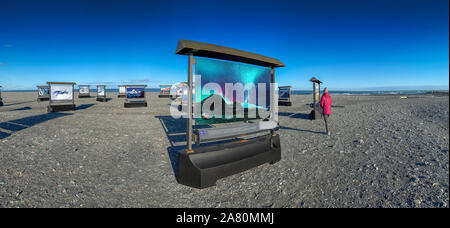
[118,85,126,97]
[126,87,145,99]
[51,84,74,102]
[96,85,107,102]
[194,58,271,124]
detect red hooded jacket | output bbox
[320,92,332,115]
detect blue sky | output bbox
[0,0,448,90]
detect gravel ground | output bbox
[0,92,448,208]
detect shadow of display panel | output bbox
[78,85,91,98]
[175,39,285,188]
[278,85,292,106]
[96,85,107,102]
[158,85,172,98]
[124,85,147,108]
[47,82,76,112]
[37,85,50,102]
[0,85,3,106]
[118,85,126,98]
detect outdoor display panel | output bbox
[175,39,285,189]
[194,58,271,124]
[118,85,126,97]
[126,87,145,99]
[51,84,74,102]
[98,86,105,96]
[78,85,91,98]
[80,87,89,94]
[47,82,76,112]
[37,85,50,102]
[96,85,107,102]
[309,77,322,120]
[278,86,292,106]
[124,85,147,107]
[159,85,172,98]
[279,87,290,99]
[38,86,50,96]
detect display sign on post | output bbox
[36,85,50,102]
[124,85,147,108]
[78,85,91,98]
[118,85,126,98]
[96,85,107,102]
[47,82,76,112]
[309,77,322,120]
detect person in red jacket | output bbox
[320,87,332,135]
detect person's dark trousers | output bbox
[323,114,330,134]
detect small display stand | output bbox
[124,85,147,108]
[96,85,107,102]
[78,85,91,98]
[37,85,50,102]
[47,82,76,112]
[0,85,3,106]
[158,85,172,98]
[118,85,126,98]
[278,86,292,106]
[309,77,322,120]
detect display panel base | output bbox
[78,94,91,98]
[309,110,322,120]
[278,101,292,106]
[118,94,126,98]
[177,134,281,189]
[96,97,107,102]
[37,97,50,102]
[124,101,147,108]
[47,104,76,112]
[158,94,172,98]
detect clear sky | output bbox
[0,0,448,90]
